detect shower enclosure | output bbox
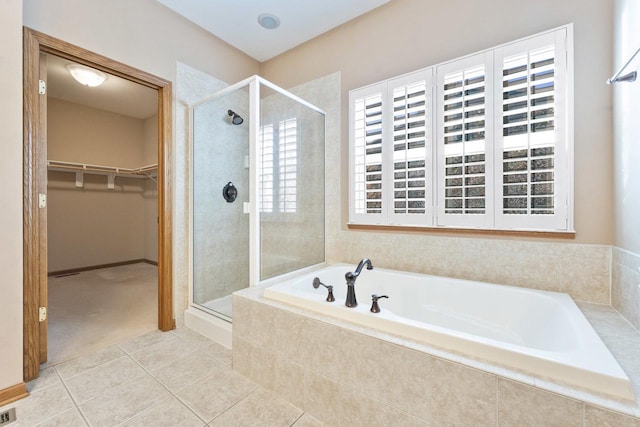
[188,76,325,335]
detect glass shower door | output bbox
[192,85,250,320]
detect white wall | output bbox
[0,0,24,390]
[613,0,640,254]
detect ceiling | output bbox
[156,0,391,62]
[45,1,390,118]
[46,54,158,120]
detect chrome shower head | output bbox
[227,110,244,125]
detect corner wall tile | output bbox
[274,357,306,410]
[612,247,640,330]
[372,342,432,422]
[497,379,582,427]
[431,358,497,426]
[303,371,344,426]
[584,405,640,427]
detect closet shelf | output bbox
[48,160,158,189]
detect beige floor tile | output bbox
[55,345,125,379]
[65,355,147,403]
[34,408,88,427]
[79,374,170,427]
[177,367,258,423]
[208,388,302,427]
[119,329,175,354]
[27,366,61,393]
[291,414,324,426]
[203,341,233,366]
[129,335,198,371]
[121,397,205,427]
[171,327,216,349]
[0,382,74,427]
[151,350,226,393]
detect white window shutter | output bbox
[436,52,495,228]
[278,118,297,213]
[259,124,274,213]
[494,28,569,230]
[386,70,434,226]
[350,83,387,224]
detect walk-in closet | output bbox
[45,53,159,365]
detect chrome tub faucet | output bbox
[344,258,373,307]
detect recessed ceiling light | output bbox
[258,13,280,30]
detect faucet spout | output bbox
[344,258,374,307]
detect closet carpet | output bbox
[46,262,158,366]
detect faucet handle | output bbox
[370,294,389,313]
[312,277,335,302]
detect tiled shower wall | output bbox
[613,247,640,330]
[175,63,227,325]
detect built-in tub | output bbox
[263,263,634,401]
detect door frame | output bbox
[23,27,174,381]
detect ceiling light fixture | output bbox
[258,13,280,30]
[66,63,107,87]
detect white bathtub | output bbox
[263,263,634,401]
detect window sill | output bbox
[347,223,576,239]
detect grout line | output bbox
[54,366,91,427]
[289,412,305,427]
[124,345,209,424]
[205,386,261,424]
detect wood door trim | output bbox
[22,27,174,381]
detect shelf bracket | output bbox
[75,172,84,188]
[107,174,116,190]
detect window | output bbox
[259,118,298,214]
[349,25,572,232]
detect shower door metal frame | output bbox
[188,75,326,320]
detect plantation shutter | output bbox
[278,118,298,213]
[387,71,433,225]
[350,84,386,223]
[494,29,568,230]
[436,52,494,228]
[349,25,572,232]
[259,124,274,213]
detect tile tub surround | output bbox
[327,233,612,305]
[0,328,320,427]
[233,288,640,426]
[613,247,640,330]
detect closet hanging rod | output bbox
[607,46,640,84]
[47,160,158,178]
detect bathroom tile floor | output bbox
[1,328,322,427]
